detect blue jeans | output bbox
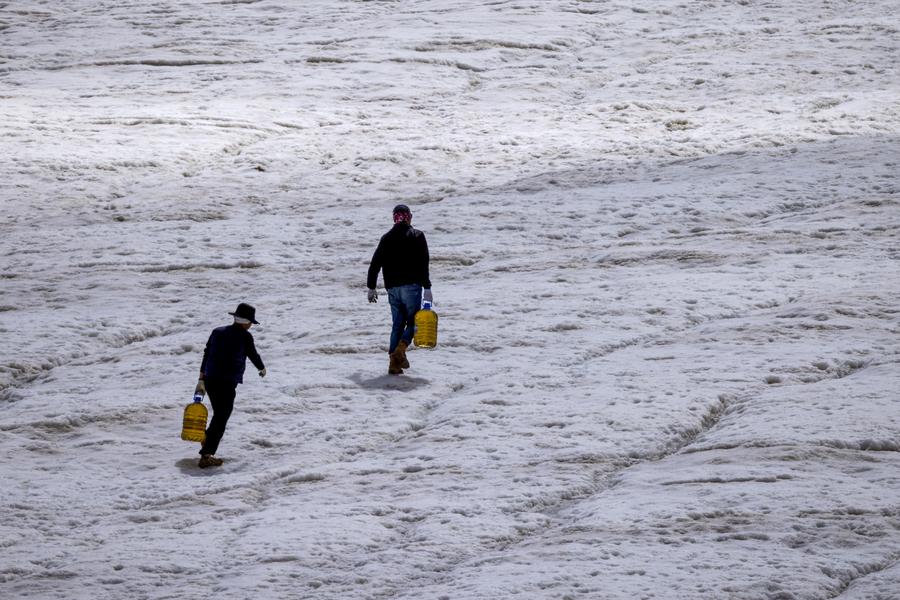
[387,284,422,353]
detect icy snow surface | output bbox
[2,1,900,598]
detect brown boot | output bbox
[395,340,410,369]
[198,454,223,468]
[388,352,404,375]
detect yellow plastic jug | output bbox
[414,302,438,348]
[181,395,208,442]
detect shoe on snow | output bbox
[388,352,404,375]
[198,455,224,468]
[396,340,410,369]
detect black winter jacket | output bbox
[367,223,431,290]
[200,324,265,386]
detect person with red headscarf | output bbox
[366,204,433,375]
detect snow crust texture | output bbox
[2,1,900,599]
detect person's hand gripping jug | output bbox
[414,301,438,348]
[181,392,208,442]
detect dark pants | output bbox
[199,379,236,456]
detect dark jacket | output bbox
[200,324,265,386]
[367,223,431,290]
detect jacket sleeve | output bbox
[246,331,265,371]
[367,239,384,289]
[420,232,431,289]
[199,331,214,378]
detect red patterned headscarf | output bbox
[393,204,412,224]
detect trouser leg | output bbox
[387,284,422,352]
[388,290,407,354]
[199,381,236,456]
[400,286,420,345]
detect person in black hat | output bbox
[367,204,433,375]
[193,303,266,468]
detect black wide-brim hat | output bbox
[229,302,259,324]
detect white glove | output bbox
[258,368,267,378]
[367,288,378,303]
[423,289,433,304]
[194,379,206,396]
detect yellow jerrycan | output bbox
[181,393,208,442]
[414,301,438,348]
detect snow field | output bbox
[2,1,900,599]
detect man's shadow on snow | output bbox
[350,372,430,390]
